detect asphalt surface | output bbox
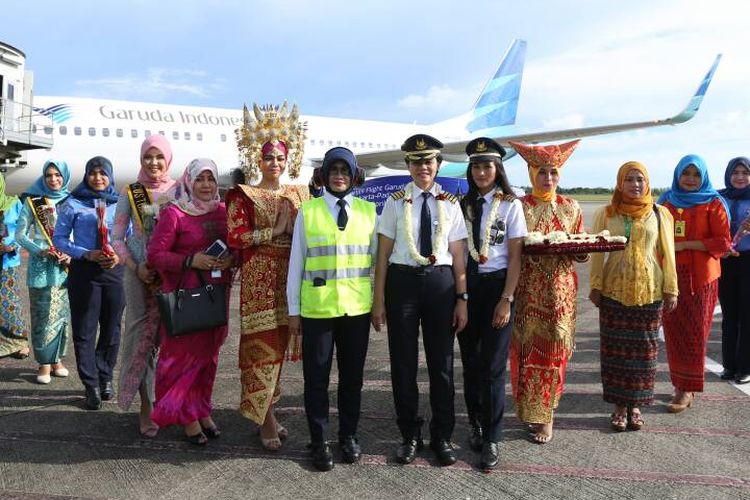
[1,201,748,499]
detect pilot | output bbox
[372,133,468,466]
[287,147,377,471]
[458,137,526,469]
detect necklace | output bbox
[403,182,447,265]
[466,190,504,264]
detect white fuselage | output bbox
[6,96,462,193]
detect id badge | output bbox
[674,220,686,237]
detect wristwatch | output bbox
[500,294,514,303]
[456,292,469,301]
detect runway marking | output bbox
[0,431,747,490]
[702,305,750,397]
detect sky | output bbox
[3,0,749,188]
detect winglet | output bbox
[671,54,722,124]
[466,39,527,133]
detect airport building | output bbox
[0,40,52,171]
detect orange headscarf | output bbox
[509,140,580,202]
[606,161,654,219]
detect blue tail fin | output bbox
[466,39,526,134]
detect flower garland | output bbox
[466,190,504,264]
[402,182,448,265]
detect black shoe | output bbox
[84,387,102,411]
[185,431,208,446]
[479,441,499,469]
[396,437,423,464]
[100,381,114,401]
[339,436,362,464]
[430,438,457,466]
[720,370,736,380]
[310,442,334,471]
[736,373,750,384]
[469,426,483,453]
[201,424,221,439]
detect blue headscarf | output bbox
[657,154,729,218]
[24,159,71,205]
[70,156,119,207]
[718,157,750,201]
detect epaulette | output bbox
[390,190,406,201]
[442,192,459,203]
[502,194,516,202]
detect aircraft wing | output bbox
[354,54,721,169]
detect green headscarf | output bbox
[0,174,19,212]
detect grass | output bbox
[568,193,612,202]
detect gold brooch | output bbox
[476,141,487,152]
[415,138,427,150]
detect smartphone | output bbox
[205,239,228,259]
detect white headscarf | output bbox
[171,158,220,216]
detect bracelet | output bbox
[252,230,261,245]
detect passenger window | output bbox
[59,126,67,135]
[116,129,123,138]
[88,127,96,136]
[145,130,151,137]
[74,127,81,136]
[184,132,190,141]
[196,132,203,141]
[173,131,179,140]
[220,134,227,142]
[131,129,138,138]
[102,128,110,137]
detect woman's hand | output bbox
[98,252,119,269]
[288,315,302,337]
[273,202,291,237]
[663,293,678,313]
[453,301,468,334]
[136,262,157,284]
[371,300,386,332]
[589,289,602,308]
[215,254,236,270]
[191,252,218,271]
[492,299,512,329]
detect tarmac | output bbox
[1,202,749,499]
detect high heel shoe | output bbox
[185,431,208,446]
[667,392,694,413]
[627,409,645,431]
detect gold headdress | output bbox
[236,102,307,181]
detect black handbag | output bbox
[156,269,228,337]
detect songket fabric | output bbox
[510,195,583,423]
[227,184,309,424]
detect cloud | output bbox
[542,113,585,130]
[397,85,462,109]
[75,68,223,101]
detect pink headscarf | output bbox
[171,158,220,216]
[138,134,176,193]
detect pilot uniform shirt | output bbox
[472,193,528,273]
[378,182,467,266]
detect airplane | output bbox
[2,39,720,193]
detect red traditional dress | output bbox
[511,194,584,424]
[226,184,309,424]
[661,198,730,391]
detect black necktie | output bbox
[337,199,348,231]
[468,197,485,274]
[420,192,433,257]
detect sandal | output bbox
[185,431,208,446]
[532,422,553,444]
[610,413,627,432]
[627,409,644,431]
[260,434,282,451]
[201,424,221,439]
[276,423,288,440]
[10,348,30,360]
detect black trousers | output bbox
[302,313,370,444]
[719,253,750,375]
[457,272,513,443]
[68,260,125,390]
[385,264,456,441]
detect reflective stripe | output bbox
[306,244,371,258]
[303,267,371,282]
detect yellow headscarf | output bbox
[509,140,580,202]
[606,161,654,219]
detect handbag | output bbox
[156,269,228,337]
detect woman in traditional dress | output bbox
[15,160,72,383]
[113,135,176,437]
[53,157,124,410]
[0,174,31,359]
[508,139,584,444]
[147,158,233,445]
[718,156,750,385]
[658,155,730,411]
[227,103,309,449]
[458,138,525,469]
[589,161,678,431]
